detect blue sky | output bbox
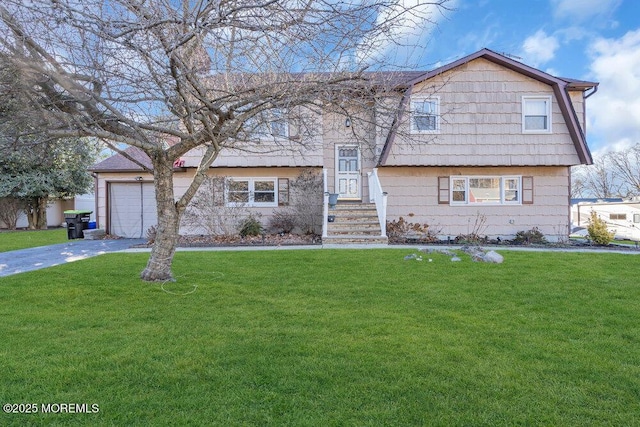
[391,0,640,155]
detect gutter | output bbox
[582,83,599,153]
[584,84,599,99]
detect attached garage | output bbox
[108,182,157,238]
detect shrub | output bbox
[454,233,487,244]
[454,211,489,244]
[587,211,614,245]
[239,215,263,237]
[290,169,323,235]
[513,227,547,244]
[386,217,437,242]
[0,197,24,230]
[181,176,251,236]
[269,210,296,234]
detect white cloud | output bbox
[356,0,456,67]
[587,29,640,152]
[521,30,560,67]
[551,0,622,22]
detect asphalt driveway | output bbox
[0,239,145,278]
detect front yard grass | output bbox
[0,228,67,252]
[1,249,639,425]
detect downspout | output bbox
[583,85,598,137]
[140,179,144,239]
[91,172,98,228]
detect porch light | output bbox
[345,118,351,127]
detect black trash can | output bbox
[64,210,93,239]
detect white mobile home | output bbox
[573,199,640,241]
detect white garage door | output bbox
[109,182,157,238]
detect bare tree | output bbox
[572,143,640,199]
[608,143,640,197]
[0,0,451,281]
[572,156,619,199]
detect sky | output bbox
[389,0,640,156]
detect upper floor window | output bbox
[245,108,288,140]
[522,96,551,133]
[411,97,439,133]
[264,109,288,138]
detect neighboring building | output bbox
[0,196,95,230]
[91,48,598,242]
[572,198,640,241]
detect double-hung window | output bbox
[264,109,288,139]
[245,108,289,139]
[450,176,522,205]
[226,178,277,207]
[522,96,551,133]
[411,97,439,132]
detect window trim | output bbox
[522,96,552,133]
[226,177,278,207]
[263,109,289,140]
[246,108,289,140]
[449,176,522,206]
[410,96,440,133]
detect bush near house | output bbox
[268,211,296,234]
[513,227,547,245]
[386,217,438,243]
[587,211,615,245]
[238,215,263,237]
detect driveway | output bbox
[0,239,145,278]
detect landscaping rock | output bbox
[483,250,504,263]
[460,245,503,263]
[451,256,461,262]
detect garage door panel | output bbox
[109,183,157,238]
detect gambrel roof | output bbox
[379,48,598,166]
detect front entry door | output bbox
[335,145,361,199]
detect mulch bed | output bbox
[131,233,321,248]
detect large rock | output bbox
[461,246,504,263]
[482,250,504,264]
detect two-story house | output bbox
[91,48,598,243]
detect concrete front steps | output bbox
[323,203,388,245]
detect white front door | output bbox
[335,145,361,199]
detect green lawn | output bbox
[1,249,639,426]
[0,228,68,252]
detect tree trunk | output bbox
[25,199,37,230]
[36,197,48,230]
[24,197,48,230]
[140,152,181,282]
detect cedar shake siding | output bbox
[379,166,572,241]
[91,48,597,241]
[382,57,583,166]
